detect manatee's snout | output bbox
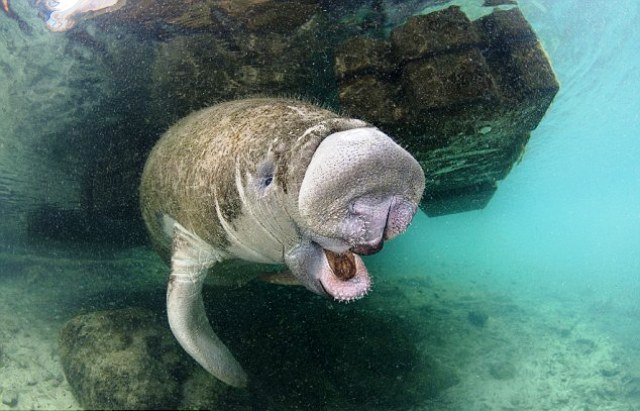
[298,128,424,254]
[290,127,425,302]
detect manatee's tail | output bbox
[166,221,248,388]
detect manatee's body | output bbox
[140,98,425,387]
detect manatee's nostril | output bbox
[384,199,417,240]
[350,240,384,256]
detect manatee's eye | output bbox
[255,155,275,191]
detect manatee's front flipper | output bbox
[167,222,248,388]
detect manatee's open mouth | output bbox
[325,250,357,280]
[318,248,371,302]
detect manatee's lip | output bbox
[317,248,371,302]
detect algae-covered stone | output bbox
[335,36,394,79]
[391,7,481,59]
[91,0,321,35]
[474,6,537,45]
[59,307,187,410]
[401,49,499,110]
[474,9,559,132]
[149,22,334,125]
[336,6,559,216]
[339,75,402,125]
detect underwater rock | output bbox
[336,6,559,216]
[391,6,482,59]
[59,307,187,410]
[1,389,18,407]
[467,310,489,327]
[402,48,500,109]
[335,36,394,78]
[88,0,321,36]
[148,19,335,124]
[488,361,517,380]
[600,366,620,378]
[221,0,320,33]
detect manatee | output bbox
[139,98,425,387]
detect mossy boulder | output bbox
[59,307,187,410]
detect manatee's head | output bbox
[285,127,425,302]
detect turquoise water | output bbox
[1,0,639,410]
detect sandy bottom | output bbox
[0,244,638,410]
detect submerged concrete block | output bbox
[335,6,559,216]
[391,6,482,59]
[339,75,402,125]
[475,8,559,132]
[335,36,394,79]
[402,49,500,110]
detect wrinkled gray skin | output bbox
[140,98,425,388]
